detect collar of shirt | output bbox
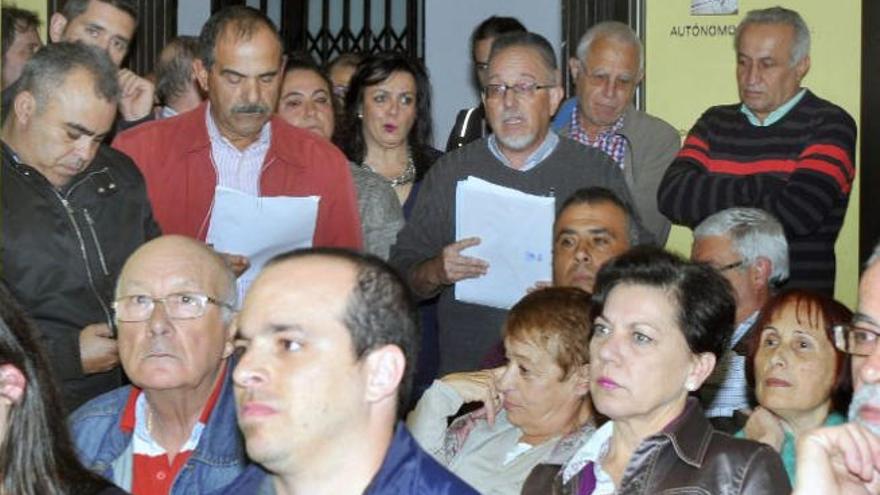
[159,105,179,119]
[740,88,806,127]
[568,107,627,166]
[205,102,272,155]
[487,131,559,171]
[562,420,614,483]
[731,310,760,348]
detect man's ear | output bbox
[568,57,581,80]
[48,13,69,44]
[0,364,26,406]
[194,58,209,93]
[12,91,37,126]
[795,55,811,82]
[221,313,238,359]
[752,256,772,287]
[363,345,405,404]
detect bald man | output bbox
[69,236,250,495]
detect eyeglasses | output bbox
[474,61,489,72]
[113,292,234,322]
[834,323,880,357]
[483,81,555,100]
[716,260,745,273]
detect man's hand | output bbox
[118,69,155,122]
[79,323,119,375]
[411,237,488,298]
[743,406,785,451]
[217,252,251,277]
[441,367,505,426]
[794,423,880,495]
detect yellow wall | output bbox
[645,0,861,307]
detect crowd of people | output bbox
[0,0,870,494]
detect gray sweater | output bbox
[390,136,637,373]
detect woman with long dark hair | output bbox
[335,52,442,213]
[0,282,126,495]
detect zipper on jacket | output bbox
[54,193,113,329]
[83,208,110,276]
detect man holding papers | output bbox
[114,6,362,272]
[391,32,638,375]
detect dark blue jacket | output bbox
[213,423,478,494]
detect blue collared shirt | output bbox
[740,88,807,127]
[487,131,559,172]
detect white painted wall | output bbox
[177,1,210,36]
[425,0,562,148]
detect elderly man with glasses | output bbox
[391,31,639,377]
[690,207,790,432]
[68,236,250,495]
[792,245,880,494]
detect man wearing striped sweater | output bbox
[658,6,856,295]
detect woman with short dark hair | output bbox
[540,247,790,494]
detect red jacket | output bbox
[113,102,362,249]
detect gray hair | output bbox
[489,31,558,84]
[575,21,644,75]
[14,42,120,112]
[735,6,810,66]
[155,36,201,105]
[694,207,790,286]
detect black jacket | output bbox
[1,142,160,412]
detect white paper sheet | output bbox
[454,176,554,309]
[206,186,320,304]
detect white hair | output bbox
[575,21,643,74]
[694,207,790,286]
[735,6,811,66]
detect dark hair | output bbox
[471,16,526,57]
[504,287,592,380]
[1,5,40,60]
[155,35,200,104]
[489,31,558,79]
[60,0,137,24]
[592,246,736,360]
[0,282,114,494]
[558,187,638,246]
[198,5,282,71]
[14,42,120,111]
[335,52,435,180]
[746,289,853,414]
[281,51,339,132]
[268,248,419,415]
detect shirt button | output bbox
[156,471,167,480]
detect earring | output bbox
[685,380,696,391]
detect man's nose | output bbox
[859,345,880,386]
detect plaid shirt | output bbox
[568,106,627,168]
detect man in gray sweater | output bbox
[391,32,642,375]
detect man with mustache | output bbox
[658,6,856,295]
[792,245,880,494]
[69,236,250,494]
[391,32,639,376]
[1,42,159,411]
[113,6,362,266]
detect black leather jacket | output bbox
[523,398,791,494]
[1,142,159,412]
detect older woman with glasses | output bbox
[539,247,789,494]
[736,289,853,482]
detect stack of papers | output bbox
[206,186,320,305]
[454,177,554,309]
